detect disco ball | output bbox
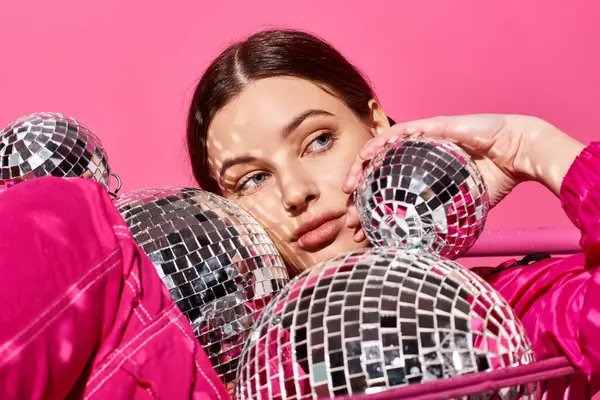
[235,247,535,400]
[0,112,116,192]
[356,138,489,259]
[113,187,290,390]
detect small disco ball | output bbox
[235,247,535,400]
[356,138,489,259]
[114,187,290,390]
[0,112,114,191]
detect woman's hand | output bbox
[342,114,585,242]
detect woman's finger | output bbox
[342,134,402,194]
[353,228,366,243]
[342,121,441,193]
[345,204,361,229]
[391,115,500,154]
[342,155,370,194]
[357,132,400,160]
[343,115,501,194]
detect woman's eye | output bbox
[305,132,333,153]
[237,173,268,193]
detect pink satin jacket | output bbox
[0,142,598,399]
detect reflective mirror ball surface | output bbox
[0,112,111,190]
[235,247,535,400]
[113,187,289,389]
[356,138,489,259]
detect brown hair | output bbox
[186,28,384,193]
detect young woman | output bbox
[1,28,598,398]
[186,29,600,393]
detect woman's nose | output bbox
[280,171,320,213]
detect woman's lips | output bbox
[291,212,345,251]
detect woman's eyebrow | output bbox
[280,109,334,140]
[219,155,257,183]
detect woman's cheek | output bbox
[240,191,289,235]
[314,148,357,184]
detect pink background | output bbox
[1,1,599,240]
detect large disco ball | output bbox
[356,138,489,259]
[0,112,114,191]
[114,187,290,390]
[235,247,535,400]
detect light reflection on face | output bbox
[207,77,389,275]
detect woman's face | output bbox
[206,76,390,275]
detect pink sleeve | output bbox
[482,142,600,389]
[560,141,600,263]
[0,177,230,400]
